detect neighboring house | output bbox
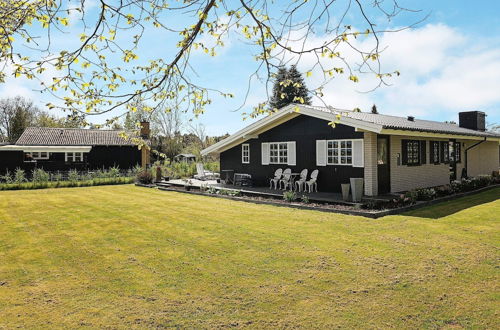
[202,104,500,196]
[174,153,197,162]
[0,126,147,174]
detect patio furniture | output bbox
[341,183,350,201]
[221,169,234,184]
[284,172,300,190]
[269,168,283,189]
[294,169,309,192]
[305,169,319,193]
[350,178,364,202]
[278,168,292,190]
[234,173,252,186]
[194,163,219,180]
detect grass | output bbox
[0,185,498,328]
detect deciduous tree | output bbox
[0,0,421,123]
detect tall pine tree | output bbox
[269,65,311,110]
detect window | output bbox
[65,152,83,162]
[269,142,288,164]
[440,141,449,163]
[28,151,49,160]
[377,138,388,165]
[242,144,250,164]
[326,140,352,165]
[402,140,421,165]
[454,142,461,163]
[430,141,440,164]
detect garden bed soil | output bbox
[151,183,500,219]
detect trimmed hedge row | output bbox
[0,177,134,191]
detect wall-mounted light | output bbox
[397,153,401,166]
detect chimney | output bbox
[458,111,485,131]
[407,116,415,122]
[140,121,150,139]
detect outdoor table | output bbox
[234,173,252,186]
[221,169,234,184]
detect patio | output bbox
[159,179,397,205]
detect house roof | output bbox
[202,104,500,155]
[15,127,135,146]
[305,105,499,138]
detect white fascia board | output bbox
[296,106,383,133]
[379,129,500,141]
[0,145,93,152]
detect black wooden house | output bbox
[0,127,142,174]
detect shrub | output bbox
[107,166,121,178]
[300,195,310,204]
[414,187,437,201]
[52,172,63,182]
[32,168,50,183]
[217,188,239,196]
[14,168,27,184]
[0,170,13,184]
[136,170,153,184]
[206,186,218,194]
[283,190,297,202]
[68,169,80,182]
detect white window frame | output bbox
[29,151,50,160]
[242,143,250,164]
[65,152,84,163]
[269,142,288,164]
[326,139,355,166]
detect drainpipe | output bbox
[464,137,486,178]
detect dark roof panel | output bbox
[15,127,135,146]
[306,105,500,138]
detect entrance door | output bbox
[377,136,390,194]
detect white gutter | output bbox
[0,145,93,153]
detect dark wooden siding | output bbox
[220,115,364,192]
[0,150,31,174]
[0,146,141,174]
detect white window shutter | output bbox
[352,139,364,167]
[261,143,269,165]
[316,140,326,166]
[287,141,296,166]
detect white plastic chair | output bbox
[194,163,218,180]
[294,169,309,192]
[305,169,319,193]
[279,168,292,190]
[269,168,283,189]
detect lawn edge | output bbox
[146,184,499,219]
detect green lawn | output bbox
[0,185,498,328]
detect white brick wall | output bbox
[363,132,378,196]
[390,136,450,193]
[465,141,499,176]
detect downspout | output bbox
[464,137,486,178]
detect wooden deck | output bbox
[159,179,397,205]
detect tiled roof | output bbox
[304,105,500,138]
[15,127,135,146]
